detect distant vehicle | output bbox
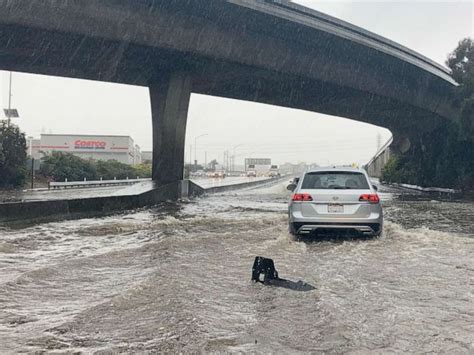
[207,171,225,178]
[208,170,226,178]
[246,170,257,177]
[245,160,272,176]
[267,165,280,177]
[287,167,382,239]
[191,170,206,177]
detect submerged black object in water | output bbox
[251,256,315,291]
[252,256,279,283]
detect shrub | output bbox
[40,152,97,182]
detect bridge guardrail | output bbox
[364,134,394,170]
[49,178,151,189]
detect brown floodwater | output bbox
[0,182,472,353]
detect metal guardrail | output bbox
[48,178,151,189]
[364,134,394,170]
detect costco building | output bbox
[28,134,142,165]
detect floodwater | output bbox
[0,182,473,353]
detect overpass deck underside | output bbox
[0,0,458,185]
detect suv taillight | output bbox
[292,193,313,201]
[359,193,380,204]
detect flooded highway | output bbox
[0,181,473,353]
[0,177,270,202]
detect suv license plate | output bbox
[328,204,344,213]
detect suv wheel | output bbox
[289,223,300,241]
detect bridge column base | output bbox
[149,72,192,185]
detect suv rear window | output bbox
[301,171,370,190]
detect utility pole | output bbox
[30,158,35,189]
[189,144,192,165]
[3,72,19,125]
[232,144,243,172]
[194,133,208,167]
[7,72,12,126]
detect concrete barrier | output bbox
[188,180,206,197]
[0,177,285,225]
[200,177,283,194]
[0,181,179,225]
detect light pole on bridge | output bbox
[232,144,243,172]
[3,72,20,126]
[194,133,208,169]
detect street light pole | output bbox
[3,72,19,125]
[194,133,208,169]
[7,72,12,125]
[232,144,243,172]
[31,158,35,189]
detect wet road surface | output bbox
[0,182,473,353]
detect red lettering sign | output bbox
[74,139,106,149]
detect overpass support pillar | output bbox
[149,72,192,185]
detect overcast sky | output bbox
[0,1,472,166]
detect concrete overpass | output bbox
[365,135,393,178]
[0,0,458,186]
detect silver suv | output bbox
[288,167,383,238]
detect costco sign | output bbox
[74,139,106,150]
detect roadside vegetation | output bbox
[0,122,27,188]
[382,37,474,191]
[39,152,152,182]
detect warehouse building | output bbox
[27,134,142,165]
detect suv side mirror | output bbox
[287,183,297,191]
[372,185,378,191]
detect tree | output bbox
[39,153,147,182]
[133,163,152,178]
[446,38,474,190]
[96,160,136,180]
[446,38,474,137]
[0,122,27,188]
[40,152,97,182]
[208,159,218,171]
[447,38,473,88]
[381,38,474,191]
